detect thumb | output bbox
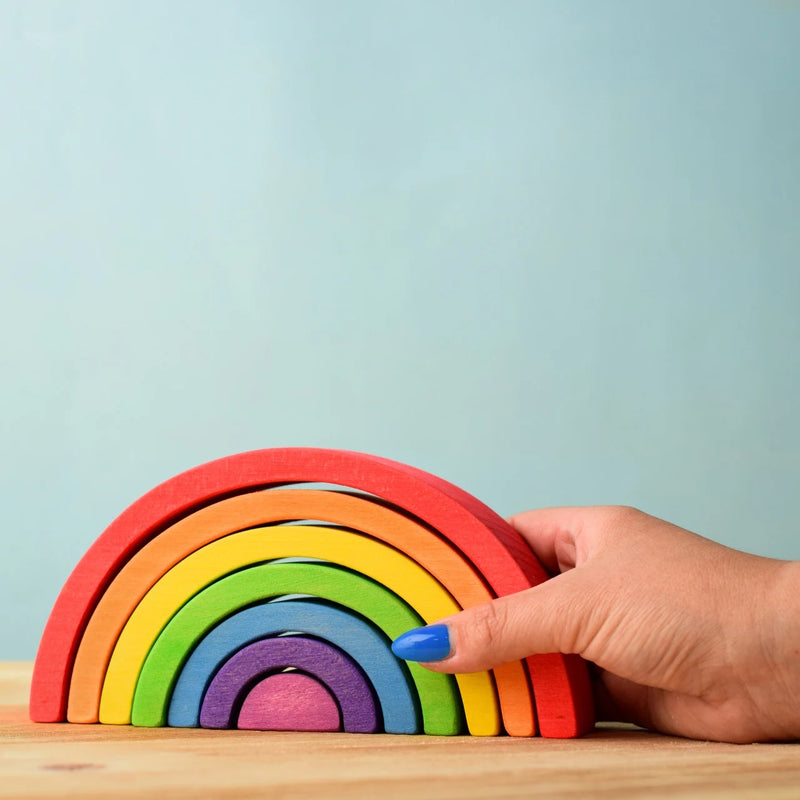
[392,569,596,673]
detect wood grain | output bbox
[6,664,800,800]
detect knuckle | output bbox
[596,504,645,541]
[605,504,642,522]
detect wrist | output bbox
[758,559,800,739]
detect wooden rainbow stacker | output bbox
[30,448,594,737]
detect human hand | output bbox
[391,506,800,742]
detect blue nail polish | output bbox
[391,624,451,662]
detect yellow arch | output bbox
[99,525,500,735]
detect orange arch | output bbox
[68,489,534,736]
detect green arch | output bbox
[131,562,462,735]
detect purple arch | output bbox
[199,636,379,733]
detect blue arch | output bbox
[168,600,418,734]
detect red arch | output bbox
[30,447,593,736]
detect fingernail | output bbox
[391,624,451,662]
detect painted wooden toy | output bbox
[30,448,594,737]
[198,636,378,732]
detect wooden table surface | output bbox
[2,663,799,799]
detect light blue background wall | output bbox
[1,1,798,658]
